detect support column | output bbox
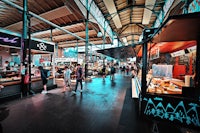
[21,0,28,65]
[55,43,58,58]
[195,40,200,88]
[20,0,28,97]
[183,0,189,14]
[27,14,32,93]
[76,40,79,63]
[50,27,56,84]
[103,20,106,66]
[141,33,148,95]
[85,0,89,78]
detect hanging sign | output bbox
[30,40,54,52]
[0,32,54,52]
[0,32,21,48]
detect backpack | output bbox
[24,74,29,84]
[47,70,51,77]
[44,69,51,78]
[111,67,115,73]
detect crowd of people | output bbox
[18,62,138,96]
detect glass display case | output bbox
[147,77,182,94]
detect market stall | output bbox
[138,12,200,131]
[0,29,56,101]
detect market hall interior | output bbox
[0,73,184,133]
[0,0,200,133]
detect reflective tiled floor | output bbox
[0,73,195,133]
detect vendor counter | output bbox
[147,77,186,95]
[0,76,57,101]
[132,76,189,97]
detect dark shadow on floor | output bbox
[117,87,151,133]
[118,86,185,133]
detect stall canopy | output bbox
[97,45,141,60]
[152,12,200,43]
[138,12,200,57]
[137,41,197,57]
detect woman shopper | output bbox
[110,65,115,81]
[102,65,106,81]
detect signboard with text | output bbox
[0,32,54,52]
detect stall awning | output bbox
[97,45,140,60]
[152,12,200,43]
[137,12,200,57]
[137,41,197,57]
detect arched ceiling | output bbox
[0,0,189,59]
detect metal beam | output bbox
[59,40,105,48]
[103,0,122,29]
[5,6,73,31]
[1,0,85,41]
[104,4,145,18]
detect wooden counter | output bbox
[1,76,54,86]
[0,76,56,100]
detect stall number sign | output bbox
[37,42,47,51]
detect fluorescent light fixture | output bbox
[122,37,127,43]
[139,35,143,42]
[103,0,122,29]
[113,38,118,46]
[97,32,103,37]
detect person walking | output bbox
[110,65,115,81]
[102,65,106,81]
[38,66,48,94]
[63,66,72,92]
[20,64,27,97]
[72,64,83,94]
[23,70,30,96]
[126,65,129,76]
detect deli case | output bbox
[137,12,200,131]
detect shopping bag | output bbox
[24,75,29,84]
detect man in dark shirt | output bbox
[38,66,48,94]
[72,64,83,94]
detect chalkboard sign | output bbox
[141,94,200,130]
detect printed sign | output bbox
[31,40,54,52]
[0,32,21,48]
